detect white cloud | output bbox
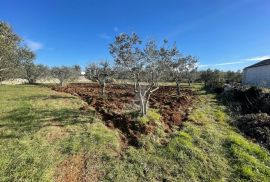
[25,39,43,51]
[213,55,270,67]
[113,27,119,32]
[198,64,209,68]
[244,55,270,61]
[199,55,270,70]
[99,33,111,39]
[215,61,244,66]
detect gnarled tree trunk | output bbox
[138,83,159,116]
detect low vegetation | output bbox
[1,20,269,182]
[1,85,270,181]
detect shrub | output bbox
[221,86,270,115]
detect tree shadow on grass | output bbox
[0,107,96,139]
[14,95,77,101]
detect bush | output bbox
[204,81,224,94]
[221,86,270,115]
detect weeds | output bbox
[137,109,161,124]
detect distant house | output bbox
[242,59,270,88]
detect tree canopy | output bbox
[0,21,35,82]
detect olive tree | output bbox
[170,57,187,95]
[19,47,38,84]
[184,56,198,87]
[85,61,112,96]
[110,33,178,116]
[200,69,222,87]
[22,63,50,84]
[51,66,79,86]
[0,21,33,82]
[109,33,142,92]
[164,55,197,95]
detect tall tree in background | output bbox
[85,61,112,96]
[0,21,35,82]
[22,63,50,84]
[20,47,37,84]
[166,55,198,95]
[225,70,242,83]
[170,57,186,95]
[200,69,223,87]
[51,66,79,86]
[184,56,198,87]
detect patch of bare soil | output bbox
[55,154,86,182]
[36,121,69,143]
[52,83,195,147]
[236,113,270,150]
[43,125,69,143]
[55,153,103,182]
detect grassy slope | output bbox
[0,85,119,181]
[0,85,270,181]
[102,89,270,181]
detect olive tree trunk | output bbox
[28,78,36,84]
[176,81,181,96]
[101,82,105,96]
[138,83,159,116]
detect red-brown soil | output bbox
[52,83,195,146]
[55,153,103,182]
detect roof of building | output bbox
[244,59,270,69]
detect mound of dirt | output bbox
[52,83,195,146]
[236,113,270,150]
[221,86,270,150]
[222,86,270,115]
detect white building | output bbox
[242,59,270,88]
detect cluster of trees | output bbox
[0,21,81,85]
[82,34,200,115]
[1,21,242,116]
[199,69,242,88]
[84,33,198,115]
[0,21,34,82]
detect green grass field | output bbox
[0,85,270,181]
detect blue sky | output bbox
[1,0,270,71]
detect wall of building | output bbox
[243,65,270,87]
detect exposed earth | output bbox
[52,83,196,147]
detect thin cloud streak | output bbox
[198,64,209,68]
[99,33,111,39]
[244,55,270,61]
[25,39,43,51]
[199,55,270,69]
[215,61,244,66]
